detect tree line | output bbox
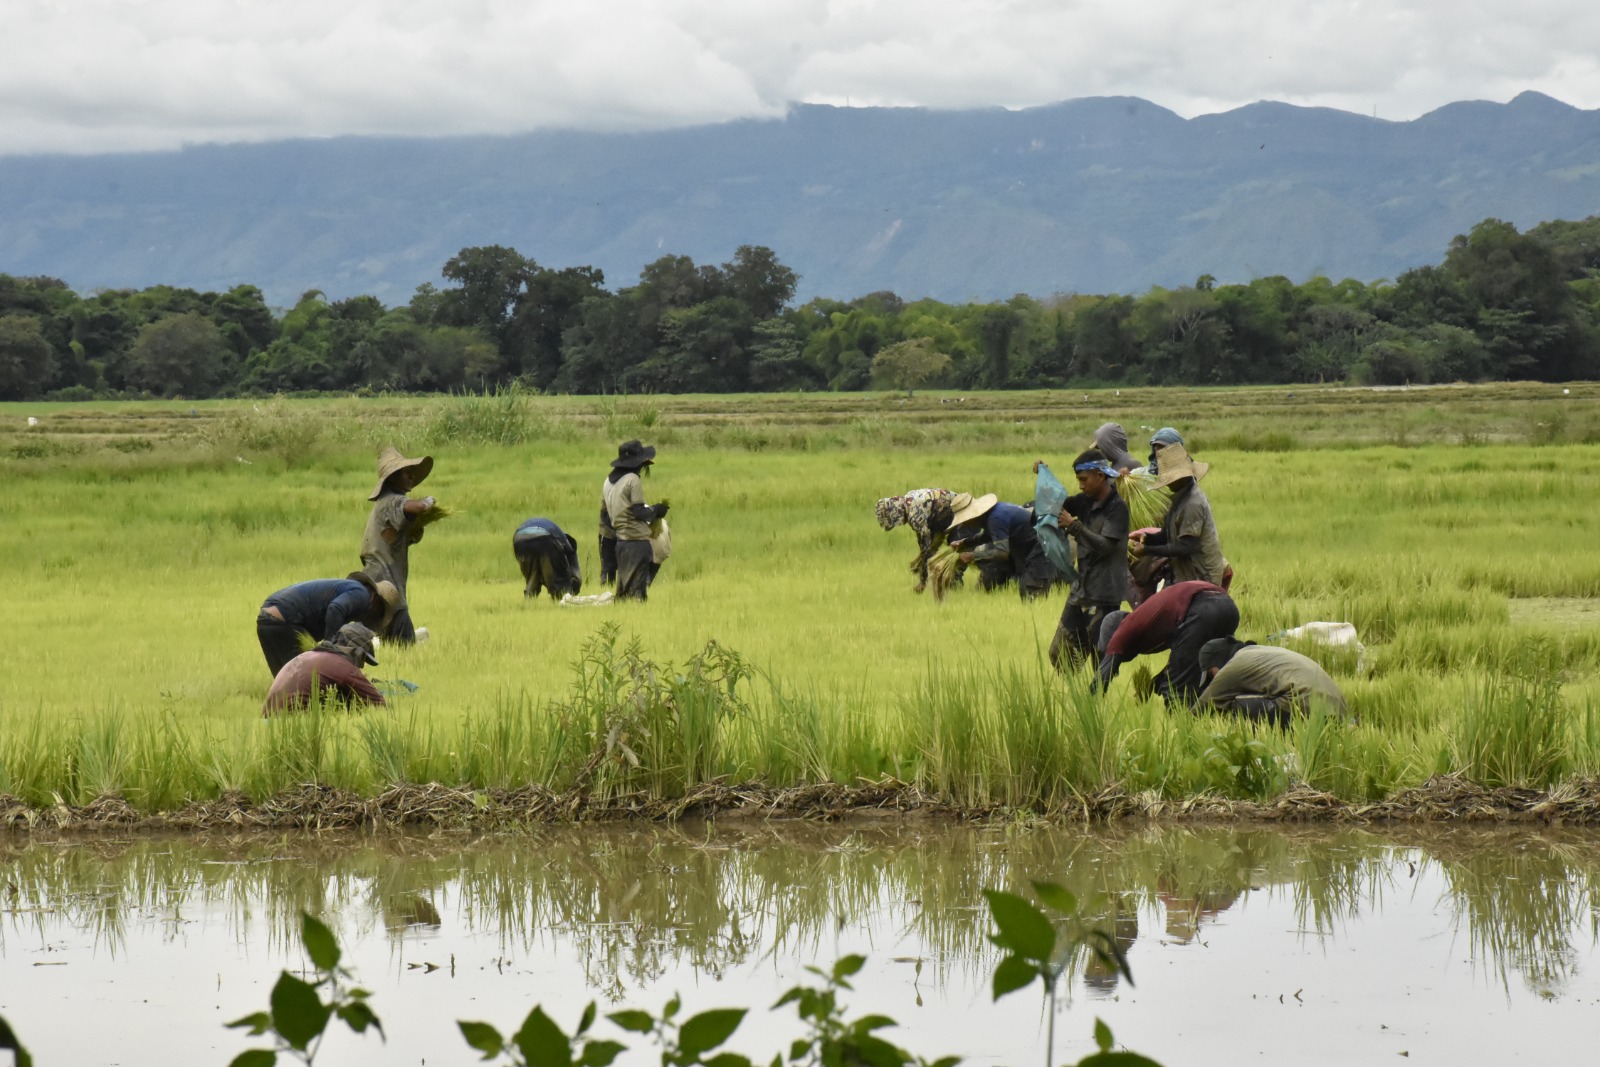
[4,216,1600,402]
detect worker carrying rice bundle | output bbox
[512,518,583,600]
[948,493,1056,600]
[262,622,386,716]
[255,573,399,677]
[603,440,669,601]
[361,446,442,643]
[1034,450,1129,670]
[1196,637,1348,726]
[874,488,971,593]
[1092,581,1239,706]
[1131,443,1229,589]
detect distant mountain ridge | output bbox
[2,91,1598,307]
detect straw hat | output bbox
[1151,443,1209,488]
[947,491,973,515]
[370,445,433,500]
[610,440,657,469]
[950,492,999,528]
[374,580,402,628]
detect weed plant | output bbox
[2,387,1600,812]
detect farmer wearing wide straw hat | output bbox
[262,622,387,716]
[603,440,669,600]
[1131,442,1228,588]
[875,488,971,593]
[361,445,438,643]
[948,492,1056,600]
[256,572,400,677]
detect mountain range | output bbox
[2,91,1598,307]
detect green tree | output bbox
[557,293,651,393]
[974,303,1021,387]
[507,265,606,388]
[1444,218,1599,379]
[747,317,819,391]
[720,244,797,320]
[125,312,232,397]
[871,337,950,396]
[210,284,280,360]
[0,315,57,400]
[646,296,752,392]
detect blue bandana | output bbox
[1074,461,1120,479]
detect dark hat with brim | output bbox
[1199,636,1247,673]
[324,622,380,666]
[611,440,657,469]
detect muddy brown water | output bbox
[2,823,1598,1066]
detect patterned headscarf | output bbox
[875,496,907,531]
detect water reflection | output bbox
[4,822,1597,998]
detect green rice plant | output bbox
[423,384,568,447]
[1292,703,1352,794]
[71,712,134,803]
[1452,663,1570,788]
[1115,468,1169,531]
[259,696,341,796]
[1569,697,1600,776]
[0,711,73,806]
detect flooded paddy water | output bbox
[3,823,1599,1066]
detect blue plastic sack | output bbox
[1033,463,1077,581]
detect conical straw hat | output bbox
[950,492,998,528]
[370,445,433,500]
[1151,443,1209,488]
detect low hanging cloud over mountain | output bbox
[4,0,1600,155]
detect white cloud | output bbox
[1,0,1598,154]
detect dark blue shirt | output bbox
[262,579,372,639]
[515,517,565,539]
[986,503,1037,547]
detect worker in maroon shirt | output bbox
[1092,580,1239,705]
[262,623,387,717]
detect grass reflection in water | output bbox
[3,823,1599,999]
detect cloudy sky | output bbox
[3,0,1598,156]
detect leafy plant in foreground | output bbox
[226,913,383,1066]
[208,889,1166,1067]
[0,1013,32,1067]
[774,954,952,1067]
[459,993,743,1067]
[986,883,1161,1067]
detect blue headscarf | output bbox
[1148,427,1184,474]
[1074,459,1120,479]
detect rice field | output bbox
[2,382,1600,815]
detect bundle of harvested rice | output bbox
[650,497,671,536]
[927,546,963,601]
[416,503,456,528]
[1116,469,1169,531]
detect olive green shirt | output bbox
[1199,646,1347,716]
[361,491,420,593]
[1163,484,1227,585]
